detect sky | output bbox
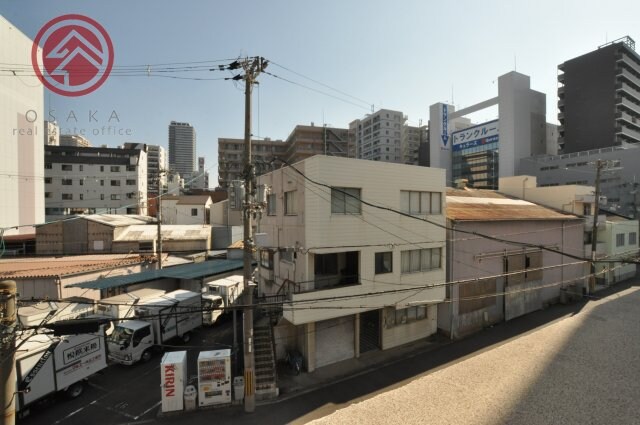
[2,0,640,187]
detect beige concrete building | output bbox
[160,195,212,225]
[257,156,446,371]
[218,124,352,188]
[439,188,585,339]
[599,214,638,284]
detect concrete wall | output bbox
[600,219,639,284]
[0,16,44,236]
[258,156,447,326]
[439,219,586,339]
[381,305,438,350]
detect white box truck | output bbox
[95,288,166,320]
[18,300,95,329]
[107,290,202,365]
[15,329,108,415]
[202,275,244,325]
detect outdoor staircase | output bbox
[254,319,278,400]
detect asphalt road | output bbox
[17,280,640,425]
[17,316,239,425]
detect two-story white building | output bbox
[257,156,446,372]
[160,195,212,225]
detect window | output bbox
[127,165,136,172]
[61,178,72,185]
[111,166,120,172]
[267,194,276,215]
[100,180,104,186]
[111,194,121,200]
[401,248,441,273]
[127,207,137,214]
[100,194,105,200]
[583,204,591,216]
[139,241,153,251]
[61,164,72,171]
[79,179,84,186]
[61,193,73,200]
[126,193,135,199]
[260,250,274,269]
[45,163,52,169]
[45,192,52,198]
[284,190,297,215]
[629,232,637,246]
[400,191,441,214]
[126,179,136,185]
[44,177,52,184]
[79,165,83,172]
[616,233,625,247]
[331,187,361,214]
[387,306,427,327]
[110,180,121,186]
[79,194,84,200]
[280,250,294,263]
[314,253,338,276]
[375,252,392,274]
[100,166,104,172]
[506,251,542,285]
[191,208,198,216]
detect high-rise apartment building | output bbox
[0,15,44,235]
[558,36,640,153]
[44,121,59,146]
[60,134,91,147]
[168,121,196,177]
[146,144,167,195]
[350,109,405,163]
[217,124,352,188]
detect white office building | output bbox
[0,15,44,235]
[430,71,557,188]
[44,144,148,218]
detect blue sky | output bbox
[3,0,640,186]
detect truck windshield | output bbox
[108,326,133,345]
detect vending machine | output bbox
[197,349,232,406]
[160,351,187,413]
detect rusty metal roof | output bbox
[0,254,150,279]
[446,188,580,221]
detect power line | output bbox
[270,158,640,265]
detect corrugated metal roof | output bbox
[113,225,210,242]
[446,188,580,221]
[66,259,244,290]
[0,254,148,279]
[161,195,211,205]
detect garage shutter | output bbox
[315,316,355,368]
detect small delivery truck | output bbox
[201,275,244,325]
[107,290,202,365]
[95,288,166,320]
[18,300,95,329]
[15,329,109,415]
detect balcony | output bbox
[617,53,640,77]
[291,251,360,294]
[616,124,640,143]
[558,98,565,109]
[558,73,565,84]
[618,68,640,91]
[616,95,640,116]
[616,82,640,102]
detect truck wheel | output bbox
[181,333,191,344]
[141,349,153,363]
[65,382,84,399]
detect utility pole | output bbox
[237,56,268,413]
[1,280,17,425]
[590,159,604,293]
[156,171,164,270]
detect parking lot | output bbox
[18,317,239,425]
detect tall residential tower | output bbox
[168,121,196,177]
